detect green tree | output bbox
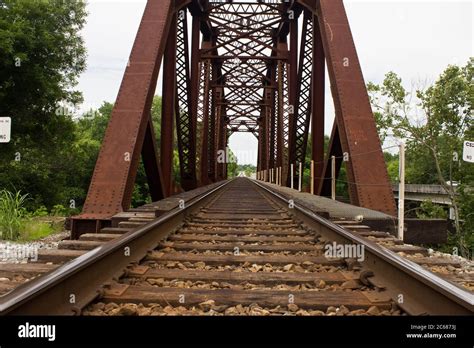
[0,0,87,210]
[0,0,86,147]
[416,200,448,220]
[368,59,474,256]
[227,149,239,178]
[72,97,173,207]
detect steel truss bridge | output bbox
[71,0,397,236]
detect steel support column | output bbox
[267,59,278,175]
[277,40,290,185]
[288,11,314,189]
[161,14,177,197]
[216,91,227,181]
[175,8,197,191]
[312,13,325,194]
[286,17,299,187]
[207,58,219,182]
[198,41,213,185]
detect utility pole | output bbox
[398,142,405,240]
[298,162,303,192]
[310,160,314,194]
[290,164,294,189]
[331,155,336,200]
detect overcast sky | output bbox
[78,0,473,165]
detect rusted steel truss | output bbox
[175,8,198,191]
[288,11,313,187]
[72,0,396,238]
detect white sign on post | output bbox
[463,141,474,163]
[0,117,11,143]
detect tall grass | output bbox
[0,190,29,240]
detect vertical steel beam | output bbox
[264,96,271,178]
[207,59,218,182]
[189,15,202,182]
[257,131,262,174]
[175,8,197,191]
[277,39,290,185]
[223,119,229,179]
[276,59,285,171]
[267,59,277,174]
[312,13,325,194]
[190,16,201,119]
[214,85,224,181]
[315,0,397,215]
[289,11,314,189]
[258,108,268,180]
[141,117,165,201]
[198,41,212,185]
[261,70,273,180]
[161,14,177,197]
[286,17,298,187]
[318,122,343,197]
[216,99,226,181]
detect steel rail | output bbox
[252,180,474,315]
[0,180,231,315]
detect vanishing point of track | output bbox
[0,178,472,315]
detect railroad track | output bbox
[0,178,472,315]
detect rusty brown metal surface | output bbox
[199,40,213,185]
[288,11,314,182]
[141,117,165,202]
[175,8,198,191]
[73,0,397,239]
[315,0,397,215]
[312,12,326,192]
[287,17,299,187]
[161,13,177,197]
[71,0,173,237]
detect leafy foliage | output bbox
[237,164,256,177]
[368,59,474,256]
[227,149,239,178]
[416,200,448,220]
[0,0,87,211]
[0,189,29,240]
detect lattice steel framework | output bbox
[175,8,197,190]
[288,11,313,185]
[277,53,290,180]
[71,0,397,238]
[206,1,285,138]
[196,58,212,183]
